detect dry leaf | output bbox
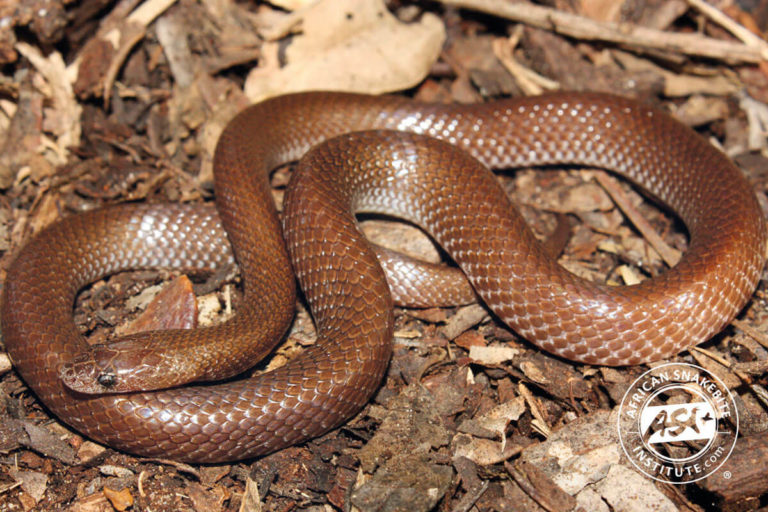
[187,481,228,512]
[117,276,198,335]
[8,468,47,503]
[594,465,677,512]
[671,95,729,126]
[539,182,614,213]
[361,219,441,263]
[468,345,520,365]
[245,0,445,101]
[474,397,525,439]
[452,433,519,466]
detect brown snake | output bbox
[1,92,765,463]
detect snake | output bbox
[1,92,765,463]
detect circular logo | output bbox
[617,363,738,483]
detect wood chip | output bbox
[102,486,134,512]
[469,345,520,365]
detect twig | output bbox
[103,26,147,107]
[689,347,751,383]
[126,0,178,25]
[450,480,489,512]
[102,0,180,106]
[492,29,559,95]
[732,318,768,350]
[437,0,763,63]
[751,384,768,409]
[687,0,768,59]
[593,171,681,267]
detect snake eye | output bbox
[98,373,117,388]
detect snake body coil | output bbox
[1,92,764,462]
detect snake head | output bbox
[59,341,177,394]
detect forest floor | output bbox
[2,0,768,510]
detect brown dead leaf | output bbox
[198,464,231,486]
[186,481,227,512]
[452,433,523,466]
[471,397,525,440]
[518,354,592,400]
[116,275,198,336]
[19,421,76,465]
[611,49,739,98]
[28,192,61,236]
[671,94,729,126]
[358,384,450,474]
[539,182,614,213]
[245,0,445,101]
[8,468,47,503]
[406,307,450,324]
[361,219,441,263]
[73,0,178,104]
[350,453,453,512]
[519,410,622,496]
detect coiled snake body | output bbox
[1,92,764,462]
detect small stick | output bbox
[492,31,560,95]
[732,318,768,350]
[690,346,751,383]
[594,171,681,267]
[437,0,764,63]
[687,0,768,59]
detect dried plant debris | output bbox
[2,0,768,510]
[245,0,446,101]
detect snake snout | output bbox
[59,342,180,394]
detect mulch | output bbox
[1,0,768,511]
